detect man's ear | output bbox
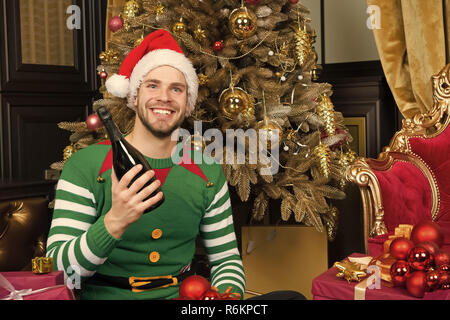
[133,96,138,108]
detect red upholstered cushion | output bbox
[372,161,432,232]
[409,125,450,239]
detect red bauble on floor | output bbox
[179,275,210,300]
[406,271,428,298]
[410,221,444,248]
[408,246,433,271]
[434,250,450,267]
[390,260,411,287]
[390,237,414,260]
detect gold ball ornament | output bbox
[219,87,255,119]
[255,116,283,150]
[172,19,187,35]
[189,132,206,152]
[229,6,258,39]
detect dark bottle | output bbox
[96,106,164,212]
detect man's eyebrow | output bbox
[142,79,186,88]
[142,79,161,84]
[171,82,186,88]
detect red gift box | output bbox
[0,271,75,300]
[311,253,450,300]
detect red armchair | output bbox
[346,63,450,257]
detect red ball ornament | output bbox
[213,40,224,52]
[108,16,124,32]
[438,264,450,273]
[245,0,260,4]
[99,70,108,80]
[434,250,450,267]
[426,269,440,291]
[85,113,102,131]
[406,271,428,298]
[390,260,411,287]
[438,271,450,289]
[416,241,439,256]
[179,275,210,300]
[408,246,433,271]
[289,0,300,3]
[390,237,414,260]
[410,221,444,248]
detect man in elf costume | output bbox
[46,30,245,300]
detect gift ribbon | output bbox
[0,273,66,300]
[354,280,368,300]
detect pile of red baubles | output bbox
[389,221,450,298]
[176,275,240,300]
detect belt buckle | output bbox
[129,275,178,293]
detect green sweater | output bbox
[46,141,245,300]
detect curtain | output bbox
[367,0,449,119]
[105,0,128,50]
[19,0,73,66]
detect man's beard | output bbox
[137,101,185,138]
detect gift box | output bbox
[0,271,75,300]
[311,253,450,300]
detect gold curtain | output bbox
[105,0,128,50]
[367,0,449,118]
[19,0,73,66]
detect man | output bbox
[46,30,245,300]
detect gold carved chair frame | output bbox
[346,64,450,253]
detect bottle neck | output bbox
[102,118,122,143]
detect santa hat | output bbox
[105,29,198,115]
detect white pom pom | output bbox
[105,74,129,98]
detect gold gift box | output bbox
[32,257,53,274]
[383,224,414,254]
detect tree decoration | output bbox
[194,25,207,41]
[50,0,354,241]
[255,92,283,151]
[122,0,142,31]
[63,144,77,162]
[291,20,312,68]
[108,16,123,33]
[229,5,258,39]
[172,18,187,35]
[313,142,331,179]
[316,94,337,136]
[219,87,255,119]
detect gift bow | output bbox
[0,273,65,300]
[212,286,241,300]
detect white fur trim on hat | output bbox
[127,49,199,115]
[105,74,129,98]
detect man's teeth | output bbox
[153,109,172,115]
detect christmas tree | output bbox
[50,0,356,241]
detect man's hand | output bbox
[104,164,163,239]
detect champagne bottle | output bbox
[96,106,164,212]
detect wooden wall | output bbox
[0,0,107,196]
